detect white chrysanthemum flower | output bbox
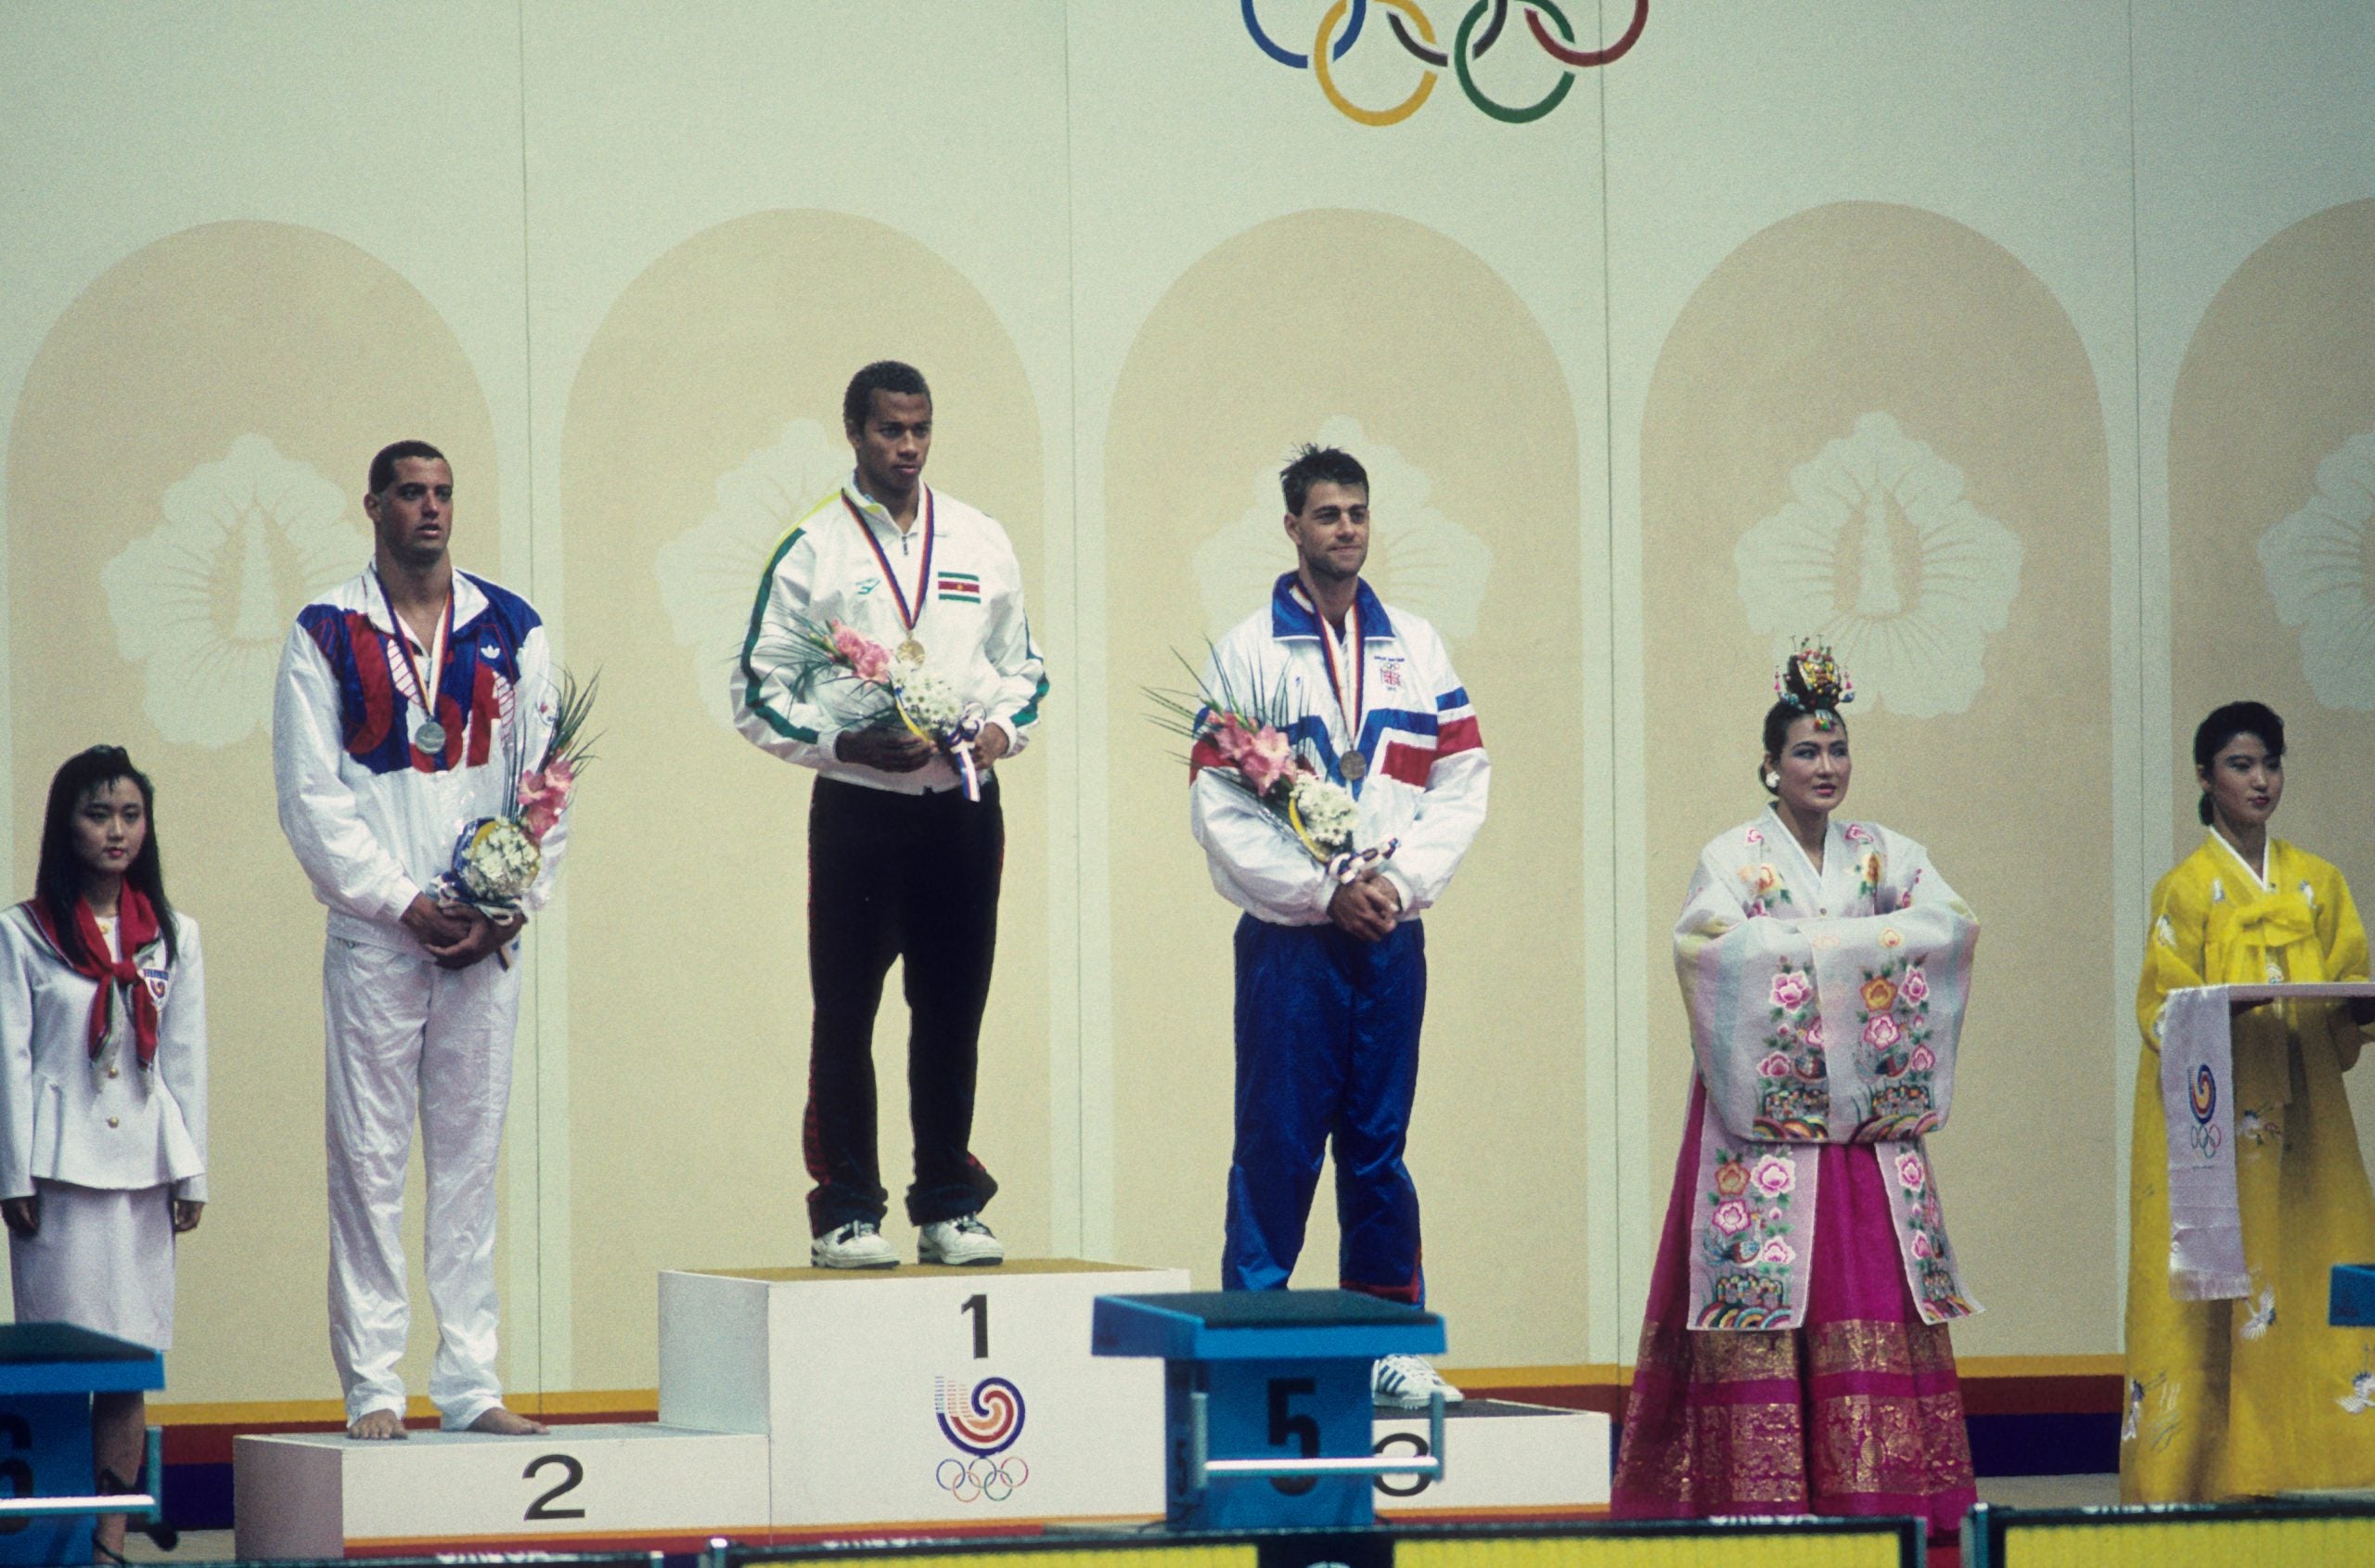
[1290,776,1360,850]
[1195,416,1492,645]
[894,671,966,733]
[460,817,543,903]
[2260,431,2375,711]
[100,434,364,747]
[1735,412,2024,718]
[657,420,853,728]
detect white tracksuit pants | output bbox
[322,935,520,1429]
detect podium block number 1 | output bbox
[961,1294,989,1359]
[523,1454,588,1521]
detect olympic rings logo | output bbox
[1243,0,1646,126]
[935,1456,1031,1504]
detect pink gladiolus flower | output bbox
[1770,971,1811,1010]
[517,765,575,845]
[1901,968,1931,1003]
[1208,718,1252,765]
[1238,726,1293,793]
[1862,1014,1903,1049]
[1712,1198,1752,1236]
[831,621,892,683]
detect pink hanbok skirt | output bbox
[1610,1078,1976,1537]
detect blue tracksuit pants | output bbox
[1222,914,1427,1305]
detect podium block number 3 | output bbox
[1267,1379,1318,1497]
[523,1454,588,1521]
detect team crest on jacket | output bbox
[140,967,172,1005]
[1377,655,1406,691]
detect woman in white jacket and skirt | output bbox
[0,746,206,1561]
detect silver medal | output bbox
[413,718,448,752]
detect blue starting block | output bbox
[2332,1265,2375,1326]
[1091,1290,1446,1531]
[0,1323,166,1565]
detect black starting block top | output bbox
[0,1323,162,1395]
[1091,1289,1445,1362]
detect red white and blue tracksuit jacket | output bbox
[274,568,565,949]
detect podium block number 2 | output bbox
[523,1454,587,1521]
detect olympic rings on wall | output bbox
[1245,0,1645,125]
[934,1455,1031,1504]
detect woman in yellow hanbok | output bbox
[2124,700,2375,1501]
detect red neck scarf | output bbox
[28,889,162,1068]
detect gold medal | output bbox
[898,637,927,666]
[1341,750,1367,780]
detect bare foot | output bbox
[468,1406,548,1435]
[347,1408,409,1441]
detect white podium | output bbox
[231,1422,769,1558]
[1371,1400,1610,1517]
[232,1261,1606,1551]
[660,1260,1188,1531]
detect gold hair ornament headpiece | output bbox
[1775,640,1855,731]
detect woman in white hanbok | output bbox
[1611,649,1979,1538]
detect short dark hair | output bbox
[843,361,931,431]
[1279,444,1368,515]
[368,441,447,495]
[2193,700,2285,825]
[35,746,176,968]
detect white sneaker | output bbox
[811,1220,898,1269]
[918,1214,1006,1266]
[1373,1355,1465,1409]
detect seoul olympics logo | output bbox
[2190,1064,2217,1125]
[935,1376,1024,1457]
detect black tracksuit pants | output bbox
[802,774,1003,1234]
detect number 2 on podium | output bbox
[960,1292,989,1358]
[523,1453,587,1520]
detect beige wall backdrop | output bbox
[0,1,2370,1407]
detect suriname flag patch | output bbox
[937,572,982,603]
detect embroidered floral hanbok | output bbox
[2123,832,2375,1501]
[1612,809,1981,1535]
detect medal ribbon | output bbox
[1314,595,1365,772]
[843,488,935,644]
[374,568,455,735]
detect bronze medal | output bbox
[1341,750,1367,780]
